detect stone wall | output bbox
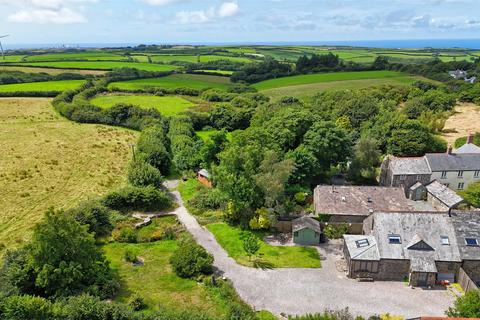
[463,260,480,283]
[377,259,410,281]
[427,194,450,211]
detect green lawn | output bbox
[12,61,178,71]
[103,241,228,317]
[90,95,194,116]
[206,223,320,268]
[109,74,232,91]
[0,80,85,93]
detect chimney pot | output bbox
[467,132,474,144]
[447,145,453,154]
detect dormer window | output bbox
[356,239,369,248]
[465,238,479,246]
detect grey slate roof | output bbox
[292,216,321,233]
[343,235,380,261]
[370,212,461,262]
[426,180,464,208]
[390,156,432,175]
[410,182,425,191]
[314,185,411,216]
[425,153,480,172]
[456,143,480,154]
[410,256,437,273]
[451,212,480,260]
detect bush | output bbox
[127,293,146,311]
[113,226,137,243]
[103,185,172,212]
[124,248,138,263]
[170,239,213,278]
[67,200,113,238]
[188,188,226,211]
[0,295,55,320]
[323,223,349,240]
[294,192,307,204]
[128,159,163,188]
[447,289,480,318]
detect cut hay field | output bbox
[252,71,427,99]
[90,94,195,116]
[443,103,480,146]
[0,98,137,253]
[109,73,232,91]
[12,61,178,71]
[0,65,107,75]
[0,80,85,93]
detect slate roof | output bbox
[425,153,480,172]
[389,156,432,175]
[410,256,438,273]
[455,143,480,154]
[343,235,380,261]
[451,212,480,260]
[410,182,425,191]
[314,185,411,216]
[198,169,211,178]
[369,212,461,262]
[292,216,321,233]
[426,180,464,208]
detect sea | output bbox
[5,39,480,50]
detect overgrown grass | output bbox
[90,95,195,116]
[13,61,178,71]
[206,223,321,268]
[0,98,137,253]
[109,73,232,91]
[0,80,86,93]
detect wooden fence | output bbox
[458,267,479,293]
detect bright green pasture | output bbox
[109,73,232,91]
[23,51,125,62]
[206,222,321,268]
[149,54,251,63]
[196,130,233,142]
[252,71,410,90]
[0,80,85,93]
[90,95,194,116]
[194,70,234,75]
[14,61,178,71]
[0,55,26,63]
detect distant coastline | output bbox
[5,38,480,50]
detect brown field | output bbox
[0,98,137,253]
[443,103,480,146]
[0,66,106,75]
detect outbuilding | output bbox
[292,216,322,246]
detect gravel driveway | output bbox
[169,188,455,318]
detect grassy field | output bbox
[196,130,233,142]
[0,98,137,253]
[206,223,320,268]
[12,61,178,71]
[0,80,85,93]
[109,73,232,91]
[194,70,234,75]
[91,94,195,116]
[443,103,480,146]
[147,54,251,64]
[0,65,106,75]
[23,51,126,62]
[0,55,26,63]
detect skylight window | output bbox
[356,239,369,248]
[465,238,479,246]
[441,236,450,245]
[388,235,402,244]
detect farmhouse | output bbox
[380,138,480,193]
[292,216,322,246]
[313,185,411,232]
[344,212,462,287]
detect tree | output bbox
[447,289,480,318]
[460,182,480,208]
[242,235,260,260]
[127,159,163,188]
[66,200,113,238]
[349,138,381,183]
[285,145,319,186]
[170,240,213,278]
[136,125,171,175]
[249,207,273,230]
[200,131,228,168]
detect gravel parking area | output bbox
[169,186,455,318]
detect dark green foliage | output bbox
[66,200,113,238]
[136,125,171,175]
[128,159,164,188]
[0,295,55,320]
[0,70,86,85]
[103,185,172,212]
[231,57,293,84]
[201,89,235,102]
[170,240,214,278]
[286,145,319,185]
[200,131,228,168]
[460,182,480,208]
[242,235,260,259]
[348,138,381,183]
[128,292,146,311]
[323,224,349,240]
[455,132,480,148]
[57,294,136,320]
[188,188,227,212]
[124,249,138,263]
[446,289,480,318]
[168,116,203,171]
[205,279,256,320]
[113,226,137,243]
[209,105,252,131]
[296,53,341,73]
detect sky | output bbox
[1,0,480,45]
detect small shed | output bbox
[409,182,427,201]
[292,216,321,246]
[426,180,464,211]
[197,169,212,188]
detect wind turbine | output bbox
[0,35,9,60]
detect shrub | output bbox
[127,293,146,311]
[0,295,55,320]
[127,159,163,188]
[447,289,480,318]
[124,248,138,263]
[188,188,226,211]
[323,223,349,240]
[170,239,213,278]
[294,192,307,204]
[103,185,172,212]
[67,200,113,238]
[113,226,137,243]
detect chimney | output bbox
[447,145,453,155]
[467,132,474,144]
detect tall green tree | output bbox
[349,138,381,183]
[447,290,480,318]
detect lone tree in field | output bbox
[243,235,261,260]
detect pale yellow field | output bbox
[0,98,138,253]
[443,103,480,146]
[0,65,106,75]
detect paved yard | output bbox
[169,186,455,318]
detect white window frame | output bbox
[441,171,447,179]
[441,236,450,245]
[465,238,479,246]
[458,171,464,178]
[458,182,465,190]
[474,171,480,178]
[356,239,369,248]
[388,235,402,244]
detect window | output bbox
[441,236,450,245]
[441,171,447,179]
[389,235,402,244]
[400,175,407,181]
[416,175,421,181]
[294,231,299,237]
[475,171,480,178]
[458,171,464,178]
[458,182,465,190]
[465,238,479,246]
[356,239,369,248]
[444,183,450,188]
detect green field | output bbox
[23,51,126,62]
[109,74,232,91]
[206,223,320,268]
[91,95,195,116]
[1,55,26,63]
[0,65,107,75]
[0,80,85,93]
[12,61,178,71]
[147,54,251,64]
[194,70,234,75]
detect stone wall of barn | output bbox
[462,260,480,283]
[377,259,410,281]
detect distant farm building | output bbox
[197,169,213,188]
